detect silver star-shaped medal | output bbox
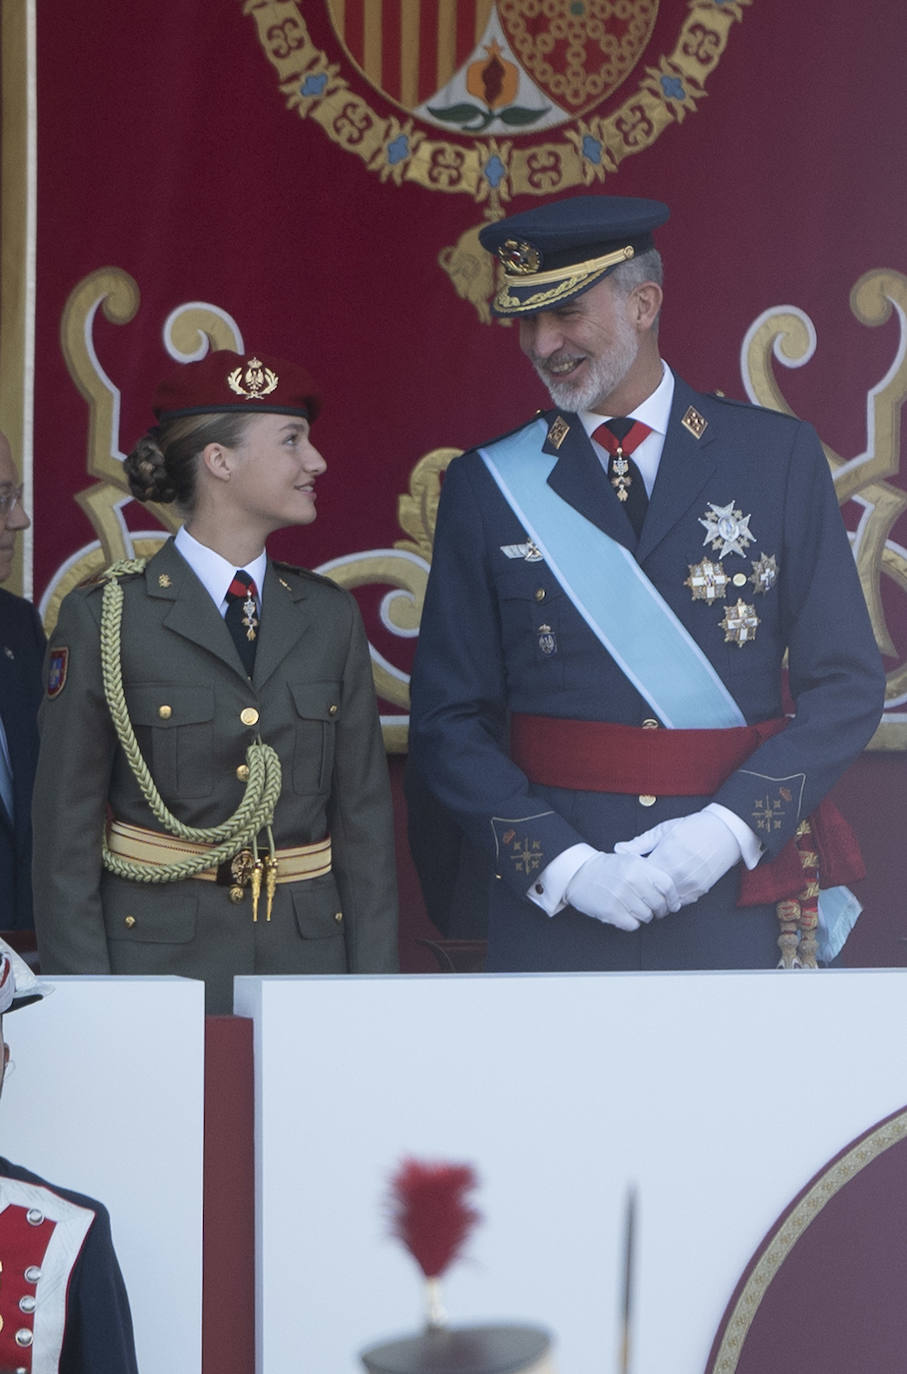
[699,501,756,559]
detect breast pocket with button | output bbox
[288,681,341,794]
[125,683,215,798]
[494,566,567,691]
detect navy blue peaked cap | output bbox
[479,194,669,317]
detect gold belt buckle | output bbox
[225,848,256,904]
[231,849,256,886]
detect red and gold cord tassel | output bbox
[776,819,820,968]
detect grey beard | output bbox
[532,337,638,413]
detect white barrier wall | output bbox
[2,975,206,1374]
[235,969,907,1374]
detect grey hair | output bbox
[609,247,663,329]
[611,246,664,292]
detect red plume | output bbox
[388,1158,481,1278]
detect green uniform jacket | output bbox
[32,540,398,1011]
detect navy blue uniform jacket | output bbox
[0,589,45,929]
[409,377,885,971]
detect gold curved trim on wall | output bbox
[742,278,907,749]
[708,1107,907,1372]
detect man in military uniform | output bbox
[0,938,139,1372]
[408,195,885,972]
[0,432,44,931]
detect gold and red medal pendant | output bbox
[684,501,778,647]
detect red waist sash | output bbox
[509,713,787,795]
[508,712,865,903]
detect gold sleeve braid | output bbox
[98,560,282,883]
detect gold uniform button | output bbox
[333,911,343,923]
[229,886,245,903]
[158,704,172,719]
[328,704,338,716]
[733,572,748,587]
[240,707,259,727]
[236,764,250,781]
[641,717,659,730]
[124,915,136,928]
[534,588,546,602]
[638,794,657,807]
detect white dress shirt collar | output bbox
[577,363,675,497]
[577,361,674,440]
[173,525,267,615]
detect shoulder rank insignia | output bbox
[47,647,69,698]
[681,406,708,438]
[749,553,778,593]
[501,541,543,562]
[684,559,729,602]
[720,599,759,646]
[547,415,570,449]
[699,500,756,558]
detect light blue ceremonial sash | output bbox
[480,421,746,729]
[480,421,858,957]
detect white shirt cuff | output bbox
[526,843,598,916]
[705,802,763,869]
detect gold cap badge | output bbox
[227,357,279,401]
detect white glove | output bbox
[615,810,742,907]
[565,851,681,931]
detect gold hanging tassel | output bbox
[251,857,264,922]
[265,855,278,922]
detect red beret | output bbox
[152,350,321,422]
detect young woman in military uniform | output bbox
[33,350,398,1011]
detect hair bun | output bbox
[124,429,177,504]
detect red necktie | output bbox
[225,570,259,676]
[593,418,652,537]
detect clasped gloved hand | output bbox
[565,851,682,931]
[615,810,743,907]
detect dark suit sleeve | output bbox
[714,420,885,854]
[409,454,585,897]
[32,588,116,972]
[59,1204,139,1374]
[28,598,46,657]
[328,596,399,971]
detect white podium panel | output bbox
[235,970,907,1374]
[2,975,206,1374]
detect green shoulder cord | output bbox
[98,560,282,883]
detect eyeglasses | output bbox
[0,486,23,516]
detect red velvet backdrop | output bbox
[26,0,907,969]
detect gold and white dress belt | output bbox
[106,818,332,918]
